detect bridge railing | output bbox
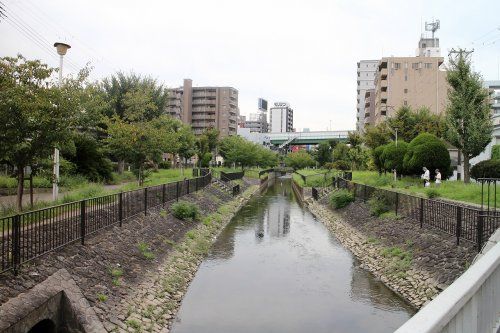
[394,241,500,333]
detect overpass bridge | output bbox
[237,129,351,148]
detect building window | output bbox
[403,100,408,106]
[405,75,408,81]
[425,63,432,69]
[394,62,401,70]
[412,63,418,69]
[404,88,408,94]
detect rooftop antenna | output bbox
[425,19,440,38]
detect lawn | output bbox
[352,170,492,206]
[0,168,195,219]
[293,169,336,187]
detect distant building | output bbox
[269,102,293,133]
[240,98,269,133]
[356,60,378,133]
[166,79,239,137]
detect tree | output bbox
[445,50,493,183]
[364,123,392,149]
[380,142,409,175]
[403,133,451,178]
[471,160,500,180]
[372,145,386,174]
[314,141,332,166]
[386,106,445,143]
[284,150,314,170]
[347,131,363,148]
[333,143,349,162]
[0,55,76,210]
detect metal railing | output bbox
[219,172,241,196]
[1,173,212,274]
[334,177,499,250]
[395,241,500,333]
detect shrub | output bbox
[171,201,200,221]
[471,159,500,180]
[158,161,172,169]
[200,152,212,168]
[368,190,391,216]
[331,160,350,171]
[380,141,409,174]
[329,189,354,209]
[372,145,386,173]
[284,150,315,170]
[492,145,500,160]
[403,133,451,178]
[426,188,441,199]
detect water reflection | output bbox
[172,178,415,333]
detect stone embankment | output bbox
[0,178,259,333]
[306,197,476,309]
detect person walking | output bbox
[421,167,430,187]
[435,169,442,187]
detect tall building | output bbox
[366,31,448,127]
[269,102,293,133]
[166,79,239,136]
[240,98,269,133]
[356,60,378,132]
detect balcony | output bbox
[364,112,370,118]
[380,91,387,100]
[380,68,388,80]
[192,99,216,106]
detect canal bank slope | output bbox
[109,183,261,333]
[306,197,476,309]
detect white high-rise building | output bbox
[269,102,293,133]
[356,60,378,133]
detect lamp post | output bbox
[52,42,71,201]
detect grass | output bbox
[380,246,413,277]
[352,170,491,206]
[137,242,155,260]
[97,293,108,302]
[293,168,336,187]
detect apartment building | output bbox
[269,102,294,133]
[356,60,378,132]
[166,79,239,136]
[363,88,376,126]
[367,34,448,126]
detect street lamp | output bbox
[52,42,71,200]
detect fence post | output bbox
[80,200,86,245]
[395,192,399,216]
[456,207,462,245]
[119,192,123,227]
[176,181,180,201]
[144,188,148,216]
[195,177,198,192]
[420,198,424,228]
[12,214,20,275]
[477,211,484,250]
[162,184,166,207]
[186,179,190,195]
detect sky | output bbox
[1,0,500,131]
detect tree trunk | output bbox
[463,154,470,184]
[16,166,24,211]
[118,160,125,174]
[29,172,34,209]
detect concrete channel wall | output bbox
[395,240,500,333]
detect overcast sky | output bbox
[1,0,500,131]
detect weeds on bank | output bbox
[109,266,124,286]
[380,246,413,278]
[137,242,155,260]
[329,189,354,209]
[126,319,142,332]
[96,293,108,302]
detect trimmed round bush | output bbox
[329,189,354,209]
[471,159,500,180]
[403,133,451,178]
[171,201,200,221]
[381,141,408,174]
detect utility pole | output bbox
[53,42,71,201]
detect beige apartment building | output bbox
[166,79,239,136]
[370,56,448,126]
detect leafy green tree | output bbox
[445,50,493,183]
[284,150,315,170]
[0,55,76,210]
[386,106,445,142]
[403,133,451,178]
[314,141,332,166]
[380,142,409,175]
[364,123,392,149]
[333,143,349,162]
[347,131,364,148]
[372,145,386,174]
[492,145,500,160]
[347,145,370,170]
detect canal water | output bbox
[171,177,415,333]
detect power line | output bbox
[1,2,81,71]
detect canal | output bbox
[172,177,415,333]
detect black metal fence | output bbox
[1,173,212,274]
[332,177,499,250]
